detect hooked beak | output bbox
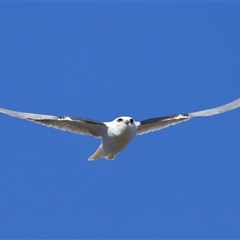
[125,120,129,125]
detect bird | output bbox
[0,98,240,161]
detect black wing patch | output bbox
[62,116,106,126]
[137,114,190,135]
[140,114,189,125]
[28,116,107,137]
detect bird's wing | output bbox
[136,98,240,135]
[188,98,240,117]
[136,114,190,135]
[0,107,107,137]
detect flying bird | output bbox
[0,98,240,161]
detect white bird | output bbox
[0,98,240,161]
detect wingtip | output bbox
[189,97,240,118]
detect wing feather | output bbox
[137,98,240,135]
[188,98,240,117]
[0,107,107,137]
[137,114,190,135]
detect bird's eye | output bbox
[130,119,133,124]
[117,118,123,122]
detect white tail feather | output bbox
[105,154,116,160]
[88,145,105,161]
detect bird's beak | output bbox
[125,120,129,125]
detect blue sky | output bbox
[0,2,240,239]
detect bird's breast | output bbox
[108,125,136,140]
[101,125,137,154]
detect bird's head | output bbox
[108,116,137,138]
[114,116,135,127]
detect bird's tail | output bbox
[105,154,116,160]
[88,145,105,161]
[88,145,116,161]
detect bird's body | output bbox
[91,117,138,160]
[0,98,240,160]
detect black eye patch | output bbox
[117,118,123,122]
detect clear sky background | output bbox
[0,2,240,239]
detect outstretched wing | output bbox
[0,107,107,137]
[136,114,190,135]
[136,98,240,135]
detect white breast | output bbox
[102,123,137,154]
